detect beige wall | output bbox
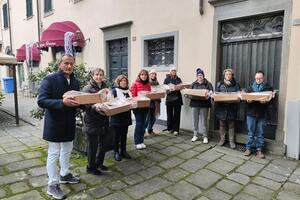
[286,0,300,102]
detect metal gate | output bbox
[219,13,283,139]
[108,38,128,82]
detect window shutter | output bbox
[2,3,8,28]
[26,0,33,17]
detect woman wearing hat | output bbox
[188,68,213,143]
[215,68,241,149]
[163,67,183,136]
[144,69,161,137]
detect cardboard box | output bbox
[101,102,131,116]
[213,92,240,103]
[240,91,272,101]
[182,89,208,97]
[174,84,191,90]
[145,91,166,100]
[130,97,151,109]
[63,90,107,105]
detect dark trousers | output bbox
[86,126,107,170]
[166,105,181,132]
[133,108,148,145]
[112,125,129,153]
[144,107,156,132]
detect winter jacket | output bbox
[109,87,132,126]
[214,78,241,121]
[37,70,80,142]
[82,80,109,129]
[130,80,151,97]
[163,75,183,106]
[189,79,214,108]
[246,82,273,118]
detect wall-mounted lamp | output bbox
[199,0,204,15]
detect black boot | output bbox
[114,152,122,161]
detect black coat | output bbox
[37,70,80,142]
[189,79,213,108]
[109,88,132,127]
[163,75,183,106]
[82,80,109,129]
[215,79,241,121]
[246,82,273,118]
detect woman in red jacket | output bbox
[130,69,151,150]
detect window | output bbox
[26,0,33,18]
[2,3,8,29]
[142,31,178,70]
[44,0,52,13]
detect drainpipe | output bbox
[7,0,13,55]
[36,0,41,43]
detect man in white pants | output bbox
[38,54,80,199]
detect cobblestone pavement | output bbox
[0,95,300,199]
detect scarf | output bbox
[224,79,232,86]
[251,81,267,92]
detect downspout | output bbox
[36,0,41,43]
[7,0,13,55]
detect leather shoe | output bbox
[86,167,102,176]
[114,152,122,161]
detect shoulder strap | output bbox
[112,88,117,98]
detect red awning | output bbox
[39,21,85,50]
[16,44,41,62]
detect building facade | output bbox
[0,0,299,156]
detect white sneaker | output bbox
[136,144,143,150]
[140,143,146,149]
[203,137,208,144]
[173,131,179,136]
[191,136,198,142]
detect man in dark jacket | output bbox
[244,70,274,159]
[38,54,80,199]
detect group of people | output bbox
[38,54,274,199]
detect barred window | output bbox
[146,36,174,67]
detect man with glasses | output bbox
[244,70,274,159]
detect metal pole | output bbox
[36,0,41,43]
[12,64,19,125]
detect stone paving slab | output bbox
[144,192,176,200]
[215,179,243,195]
[2,190,45,200]
[243,184,275,200]
[204,187,232,200]
[165,180,202,199]
[186,168,222,189]
[125,177,171,199]
[236,160,265,176]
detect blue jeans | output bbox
[133,108,148,145]
[144,107,156,132]
[246,116,266,150]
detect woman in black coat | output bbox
[163,67,183,136]
[82,68,109,175]
[215,68,240,149]
[108,75,132,161]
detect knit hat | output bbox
[149,69,157,75]
[169,66,177,73]
[196,68,205,77]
